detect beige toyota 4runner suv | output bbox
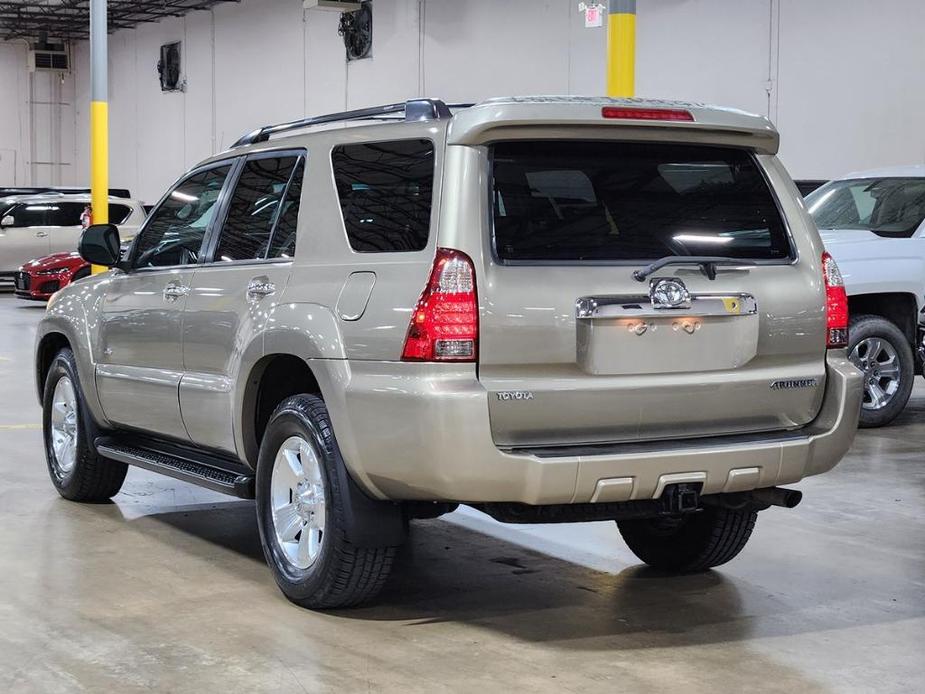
[35,97,863,609]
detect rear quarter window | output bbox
[491,141,792,263]
[331,139,435,253]
[109,204,132,225]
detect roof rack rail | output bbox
[231,98,468,148]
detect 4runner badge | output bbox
[496,391,535,402]
[770,378,819,391]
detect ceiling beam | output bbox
[0,0,239,41]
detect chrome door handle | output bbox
[246,278,276,301]
[35,231,48,238]
[163,282,190,302]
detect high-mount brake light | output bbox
[602,106,695,122]
[822,251,848,348]
[401,248,478,362]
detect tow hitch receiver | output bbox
[661,483,702,514]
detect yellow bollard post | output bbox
[607,0,636,98]
[90,0,109,274]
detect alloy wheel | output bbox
[50,376,79,473]
[850,337,901,411]
[270,435,327,570]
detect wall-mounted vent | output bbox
[28,47,69,72]
[157,42,184,92]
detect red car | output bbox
[15,252,90,301]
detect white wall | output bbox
[775,0,925,177]
[0,40,76,187]
[2,0,924,200]
[0,41,28,186]
[633,0,925,178]
[63,0,614,201]
[637,0,773,117]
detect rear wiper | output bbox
[633,256,757,282]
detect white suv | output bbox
[0,194,146,287]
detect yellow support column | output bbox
[90,0,109,274]
[607,0,636,98]
[90,101,109,222]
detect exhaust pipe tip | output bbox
[750,486,803,509]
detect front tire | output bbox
[42,348,127,501]
[255,394,397,609]
[848,314,914,428]
[617,506,757,573]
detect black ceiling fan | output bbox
[338,2,372,61]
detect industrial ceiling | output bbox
[0,1,239,40]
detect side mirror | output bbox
[1,215,13,227]
[79,224,121,267]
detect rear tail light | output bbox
[602,106,694,122]
[822,251,848,348]
[402,248,478,362]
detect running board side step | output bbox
[95,437,255,499]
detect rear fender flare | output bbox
[236,307,404,544]
[262,302,347,361]
[233,303,347,463]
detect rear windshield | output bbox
[491,141,791,262]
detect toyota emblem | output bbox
[650,277,691,309]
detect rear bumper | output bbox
[329,354,863,504]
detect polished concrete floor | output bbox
[0,295,922,693]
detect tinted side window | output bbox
[109,204,132,224]
[332,139,434,252]
[214,156,299,262]
[6,203,49,227]
[268,159,303,259]
[45,203,85,226]
[133,165,231,269]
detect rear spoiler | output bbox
[447,97,779,154]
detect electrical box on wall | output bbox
[158,42,184,92]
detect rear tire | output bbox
[617,506,757,573]
[42,348,127,501]
[848,314,913,428]
[255,394,398,609]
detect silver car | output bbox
[34,97,862,609]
